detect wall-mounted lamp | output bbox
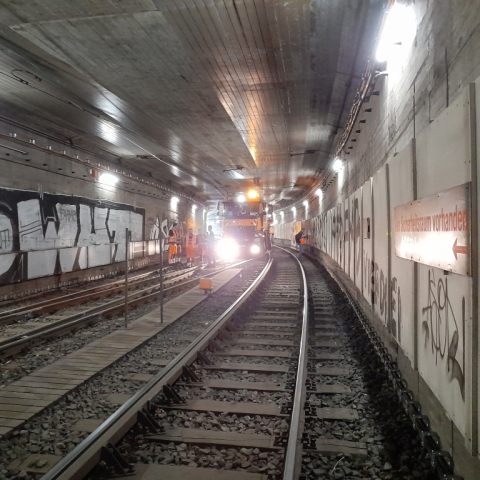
[315,188,322,197]
[192,204,197,214]
[99,173,119,187]
[171,196,179,206]
[333,158,344,172]
[303,200,309,208]
[376,3,416,63]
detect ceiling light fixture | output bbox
[237,194,246,202]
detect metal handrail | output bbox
[275,246,309,480]
[41,252,273,480]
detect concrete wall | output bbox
[0,122,206,299]
[274,2,480,478]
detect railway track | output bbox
[31,248,449,480]
[0,261,237,360]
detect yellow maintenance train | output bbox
[216,189,272,260]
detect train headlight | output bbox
[250,245,260,254]
[217,238,238,260]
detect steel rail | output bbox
[0,265,198,323]
[0,268,200,347]
[0,259,253,359]
[41,252,273,480]
[276,246,309,480]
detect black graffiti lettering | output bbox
[390,276,402,340]
[421,270,465,400]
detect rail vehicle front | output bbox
[216,191,270,260]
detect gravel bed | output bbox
[0,262,257,388]
[0,261,178,314]
[178,385,292,405]
[301,257,435,480]
[234,333,298,340]
[201,368,294,385]
[0,259,267,480]
[219,343,297,353]
[116,435,285,476]
[209,355,292,366]
[0,265,203,338]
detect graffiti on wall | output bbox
[353,197,362,279]
[344,203,350,274]
[0,188,145,286]
[421,269,465,400]
[390,276,402,343]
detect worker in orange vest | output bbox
[168,222,178,263]
[295,228,307,258]
[186,228,196,266]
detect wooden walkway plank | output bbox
[0,268,242,435]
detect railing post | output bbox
[160,236,164,324]
[124,228,130,329]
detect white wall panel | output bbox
[418,265,471,438]
[87,244,111,268]
[27,250,57,279]
[373,167,389,325]
[416,87,471,198]
[59,247,77,273]
[362,179,373,305]
[415,84,473,444]
[0,253,16,277]
[353,187,362,292]
[389,142,415,361]
[347,195,354,281]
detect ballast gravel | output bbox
[0,259,267,480]
[300,257,436,480]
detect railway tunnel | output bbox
[0,1,478,479]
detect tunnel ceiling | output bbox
[0,0,383,203]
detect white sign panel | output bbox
[394,183,471,276]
